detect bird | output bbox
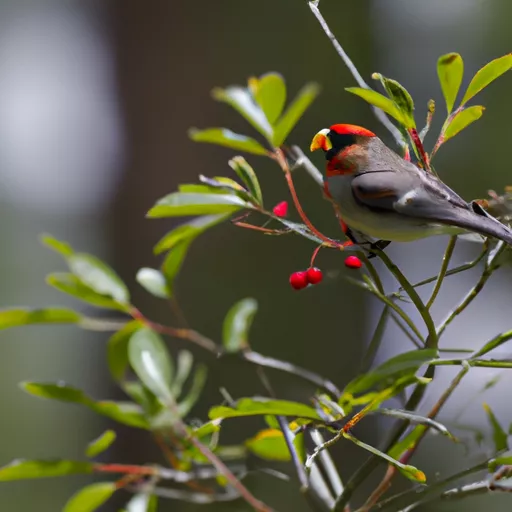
[310,123,512,246]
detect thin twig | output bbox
[360,306,390,373]
[426,236,457,309]
[291,145,324,186]
[308,1,404,148]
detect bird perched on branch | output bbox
[310,123,512,246]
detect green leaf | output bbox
[345,87,404,125]
[443,106,485,142]
[344,349,437,395]
[136,268,170,299]
[46,273,128,311]
[472,330,512,358]
[177,364,207,417]
[388,425,425,460]
[246,428,291,461]
[489,451,512,472]
[86,430,116,458]
[161,238,193,292]
[154,214,229,255]
[437,53,464,113]
[344,432,426,483]
[273,217,324,244]
[0,308,80,331]
[63,482,116,512]
[212,86,273,139]
[188,128,268,155]
[372,74,415,128]
[128,327,174,402]
[21,382,149,429]
[222,298,258,353]
[272,82,320,147]
[40,234,74,257]
[126,493,158,512]
[68,253,129,305]
[461,54,512,105]
[483,403,508,452]
[209,398,322,421]
[0,459,93,481]
[193,419,222,439]
[107,321,142,382]
[228,156,263,207]
[250,73,287,124]
[147,192,249,218]
[171,350,194,398]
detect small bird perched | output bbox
[310,123,512,246]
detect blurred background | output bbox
[0,0,511,510]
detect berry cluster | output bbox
[289,267,323,290]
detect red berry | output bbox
[307,267,323,285]
[344,255,363,269]
[289,271,308,290]
[272,201,288,218]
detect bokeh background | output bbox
[1,0,512,510]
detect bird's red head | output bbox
[310,124,376,175]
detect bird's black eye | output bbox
[328,131,356,153]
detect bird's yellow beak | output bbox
[310,128,332,152]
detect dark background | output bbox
[1,1,511,510]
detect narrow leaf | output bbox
[250,72,287,124]
[345,87,403,124]
[40,234,74,257]
[189,128,268,155]
[0,459,93,481]
[86,430,116,458]
[0,308,80,331]
[388,426,426,460]
[107,321,142,382]
[68,253,130,305]
[489,451,512,472]
[212,86,273,138]
[171,350,194,398]
[443,105,485,142]
[246,429,291,461]
[128,327,174,402]
[161,238,192,292]
[228,156,263,206]
[222,298,258,352]
[177,364,207,416]
[209,398,322,421]
[46,273,128,311]
[154,214,229,255]
[472,329,512,358]
[344,432,426,483]
[147,192,249,218]
[373,74,416,128]
[63,482,116,512]
[437,53,464,113]
[483,403,508,452]
[461,54,512,105]
[272,83,320,147]
[136,268,170,299]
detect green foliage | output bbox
[437,53,464,113]
[0,460,93,481]
[0,308,80,330]
[483,403,508,452]
[63,482,116,512]
[246,429,291,461]
[222,298,258,352]
[443,105,485,142]
[85,430,117,458]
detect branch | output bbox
[426,236,457,309]
[308,1,404,148]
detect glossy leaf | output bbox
[437,53,464,113]
[128,327,174,402]
[212,86,273,138]
[461,54,512,105]
[272,83,320,147]
[177,364,207,417]
[344,349,437,395]
[40,234,74,257]
[228,156,263,206]
[126,493,158,512]
[246,429,291,461]
[443,105,485,142]
[46,273,128,312]
[154,214,229,255]
[189,127,268,155]
[250,72,287,124]
[147,192,249,218]
[86,430,116,458]
[161,238,193,292]
[0,308,80,331]
[63,482,116,512]
[0,459,93,481]
[222,298,258,352]
[68,253,129,305]
[345,87,403,124]
[21,382,149,429]
[344,432,426,483]
[107,321,142,382]
[483,403,508,452]
[373,74,415,128]
[209,398,322,421]
[136,268,170,299]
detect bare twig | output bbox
[426,236,457,309]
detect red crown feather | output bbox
[329,124,375,137]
